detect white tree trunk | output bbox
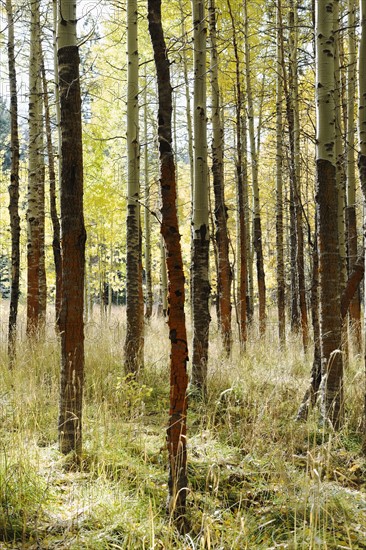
[124,0,144,374]
[316,0,344,427]
[191,0,210,394]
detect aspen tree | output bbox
[346,0,362,348]
[276,5,299,334]
[358,0,366,450]
[227,0,247,346]
[148,0,189,528]
[58,0,86,456]
[41,51,62,327]
[6,0,20,363]
[334,0,347,300]
[289,0,308,350]
[243,0,266,335]
[143,72,153,319]
[276,0,285,345]
[191,0,210,394]
[359,3,366,215]
[241,111,253,323]
[210,0,232,354]
[178,0,194,204]
[316,0,343,427]
[27,0,46,335]
[124,0,144,374]
[333,0,350,369]
[359,0,366,214]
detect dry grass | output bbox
[0,307,365,549]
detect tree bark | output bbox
[358,0,366,451]
[41,51,62,329]
[6,0,20,364]
[276,0,286,346]
[191,0,210,394]
[289,0,308,350]
[346,0,362,350]
[58,1,86,457]
[227,0,246,347]
[210,0,232,354]
[124,0,144,375]
[244,0,266,335]
[143,70,153,320]
[316,0,343,428]
[148,0,189,529]
[27,0,46,336]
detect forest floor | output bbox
[0,306,365,549]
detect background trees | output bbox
[0,0,365,538]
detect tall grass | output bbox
[0,307,365,548]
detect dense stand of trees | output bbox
[1,0,366,526]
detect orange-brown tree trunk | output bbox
[58,40,86,457]
[148,0,189,529]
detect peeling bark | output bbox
[148,0,189,528]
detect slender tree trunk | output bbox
[277,6,300,334]
[334,0,349,367]
[244,0,266,335]
[210,0,232,353]
[124,0,144,375]
[358,0,366,450]
[27,0,46,336]
[276,0,286,346]
[143,71,153,319]
[290,0,308,351]
[58,0,86,457]
[359,0,366,204]
[38,128,47,328]
[346,0,362,350]
[178,0,194,311]
[41,51,62,328]
[6,0,20,364]
[289,184,300,331]
[316,0,343,428]
[297,228,321,419]
[334,0,347,297]
[227,0,246,347]
[53,0,61,172]
[191,0,210,394]
[148,0,189,528]
[241,111,253,323]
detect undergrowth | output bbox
[0,308,365,549]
